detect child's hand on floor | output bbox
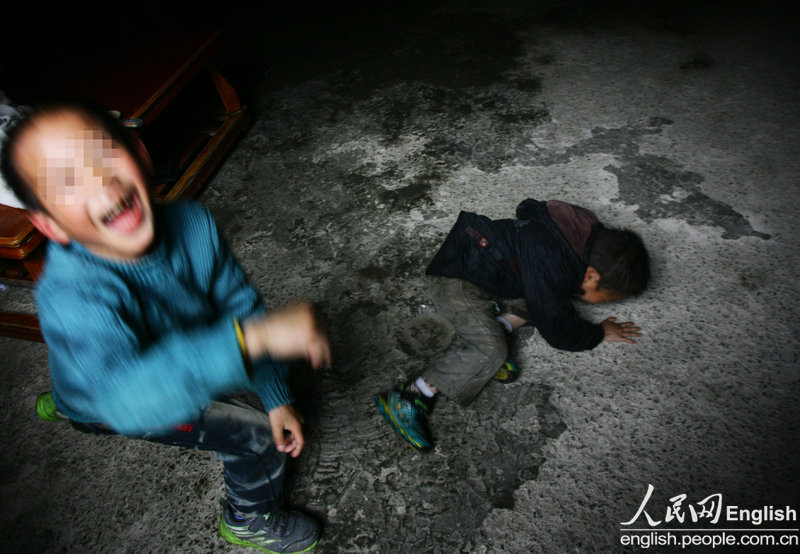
[244,301,332,369]
[269,403,306,457]
[601,316,642,344]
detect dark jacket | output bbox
[426,198,605,351]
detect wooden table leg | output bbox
[208,63,242,114]
[21,248,45,280]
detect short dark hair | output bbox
[1,98,147,212]
[588,226,650,296]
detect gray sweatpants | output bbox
[422,276,509,405]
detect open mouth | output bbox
[101,192,144,233]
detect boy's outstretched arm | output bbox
[601,316,642,344]
[243,301,331,458]
[242,301,332,369]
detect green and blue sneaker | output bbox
[375,388,434,452]
[219,503,319,553]
[36,391,67,422]
[493,360,520,384]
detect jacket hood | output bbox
[546,200,599,260]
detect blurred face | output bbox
[14,110,154,261]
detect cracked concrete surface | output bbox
[1,1,798,552]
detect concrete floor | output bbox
[1,1,799,552]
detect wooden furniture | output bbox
[0,207,45,341]
[0,30,250,341]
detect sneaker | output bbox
[374,388,433,452]
[36,392,67,422]
[493,360,520,384]
[219,503,319,553]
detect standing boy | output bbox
[2,100,330,553]
[376,198,650,452]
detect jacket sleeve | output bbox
[202,206,264,321]
[515,198,604,350]
[202,207,293,412]
[529,297,605,351]
[38,277,251,435]
[521,266,604,351]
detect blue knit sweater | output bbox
[36,201,292,435]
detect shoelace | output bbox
[252,510,291,536]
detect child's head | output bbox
[1,99,155,261]
[579,227,650,303]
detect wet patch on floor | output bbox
[283,374,566,551]
[605,158,770,239]
[531,117,771,239]
[235,69,770,244]
[279,295,568,550]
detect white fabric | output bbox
[0,90,27,208]
[413,377,436,398]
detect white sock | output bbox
[495,316,513,333]
[413,377,436,398]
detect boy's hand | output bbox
[269,404,305,457]
[244,301,332,369]
[601,316,642,344]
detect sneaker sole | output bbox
[374,395,432,452]
[218,517,318,553]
